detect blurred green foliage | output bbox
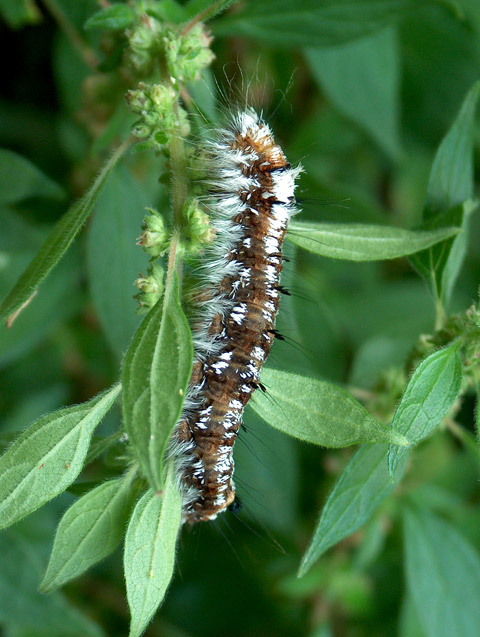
[0,1,480,635]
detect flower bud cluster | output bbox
[137,207,170,257]
[127,14,164,75]
[134,260,165,314]
[126,82,190,149]
[181,198,215,254]
[165,24,215,83]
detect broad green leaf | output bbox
[298,443,407,576]
[86,167,148,357]
[122,273,192,490]
[0,149,64,203]
[410,200,477,306]
[388,343,462,476]
[399,594,427,637]
[84,4,135,30]
[124,468,182,637]
[215,0,422,47]
[286,221,458,261]
[410,81,480,306]
[0,140,130,323]
[251,368,408,447]
[425,81,480,216]
[41,474,136,592]
[0,0,41,29]
[0,533,103,636]
[404,508,480,637]
[0,384,121,530]
[305,28,400,159]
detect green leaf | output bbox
[404,508,480,637]
[124,468,182,637]
[215,0,422,47]
[425,81,480,216]
[298,443,407,576]
[0,141,130,323]
[305,28,400,159]
[387,343,462,476]
[40,473,136,592]
[0,384,121,530]
[286,221,458,261]
[122,273,193,490]
[0,0,41,29]
[84,4,135,30]
[410,81,480,307]
[86,166,148,357]
[410,200,477,306]
[0,533,103,636]
[0,149,64,203]
[251,368,408,447]
[0,247,82,369]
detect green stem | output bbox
[169,106,189,231]
[181,0,238,36]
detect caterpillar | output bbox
[174,108,302,524]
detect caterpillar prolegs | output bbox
[173,109,301,524]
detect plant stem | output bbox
[169,107,189,230]
[180,0,238,36]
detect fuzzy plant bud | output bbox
[165,24,215,83]
[182,198,215,254]
[126,82,190,149]
[127,14,164,74]
[137,207,170,257]
[134,261,165,314]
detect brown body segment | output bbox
[176,114,295,523]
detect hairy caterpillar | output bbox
[173,108,302,524]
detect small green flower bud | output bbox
[137,208,170,257]
[182,198,214,254]
[126,82,190,149]
[134,261,165,314]
[127,14,164,74]
[165,24,215,83]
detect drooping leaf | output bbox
[86,166,149,357]
[41,473,136,592]
[0,141,130,323]
[410,81,480,306]
[122,273,192,490]
[286,221,458,261]
[404,508,480,637]
[388,342,462,476]
[305,28,400,158]
[124,467,182,637]
[0,384,121,530]
[251,368,408,447]
[0,149,64,203]
[299,443,407,576]
[215,0,422,47]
